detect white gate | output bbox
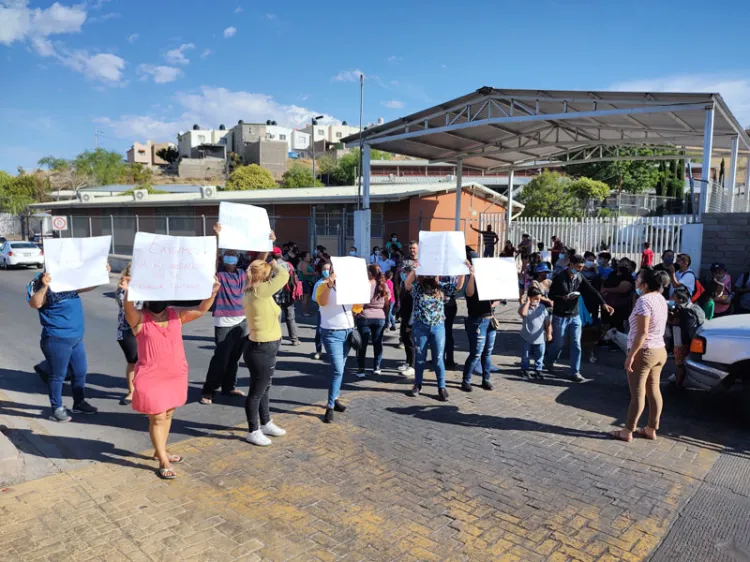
[478,214,693,263]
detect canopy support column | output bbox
[746,155,750,201]
[454,159,463,231]
[728,135,739,212]
[362,144,371,209]
[699,106,715,219]
[506,169,515,242]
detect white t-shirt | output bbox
[670,269,696,297]
[319,288,355,330]
[376,258,395,273]
[214,316,246,328]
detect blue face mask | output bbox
[349,251,356,256]
[636,288,643,296]
[322,270,330,279]
[223,255,239,265]
[400,273,407,282]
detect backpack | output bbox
[679,303,705,343]
[273,263,302,305]
[691,278,704,303]
[290,267,303,301]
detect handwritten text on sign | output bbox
[128,233,217,302]
[218,201,272,251]
[417,231,469,276]
[472,257,519,301]
[43,236,111,292]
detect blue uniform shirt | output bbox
[27,273,85,339]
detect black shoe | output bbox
[444,362,459,371]
[533,370,545,381]
[71,400,98,415]
[481,380,493,391]
[544,364,555,375]
[571,373,585,383]
[324,408,334,423]
[461,381,473,393]
[408,384,421,397]
[333,400,347,412]
[521,369,530,380]
[437,387,449,402]
[34,363,49,384]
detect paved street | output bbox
[1,267,749,561]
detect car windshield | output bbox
[10,243,39,249]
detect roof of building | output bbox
[344,87,750,171]
[30,182,524,211]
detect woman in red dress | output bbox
[122,275,219,479]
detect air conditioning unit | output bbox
[132,189,148,201]
[200,186,216,198]
[78,192,93,203]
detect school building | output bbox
[30,182,523,257]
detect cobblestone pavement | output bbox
[1,305,749,561]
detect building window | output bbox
[266,133,273,140]
[318,129,325,136]
[197,134,206,143]
[336,132,342,138]
[279,134,287,140]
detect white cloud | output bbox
[97,86,341,141]
[332,69,365,82]
[0,0,87,45]
[88,12,119,23]
[234,6,242,13]
[200,48,213,59]
[61,51,126,83]
[610,74,750,127]
[440,64,447,69]
[164,42,194,65]
[127,33,138,43]
[137,64,182,84]
[265,13,277,20]
[382,100,404,109]
[223,26,236,38]
[386,55,402,62]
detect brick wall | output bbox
[700,213,750,280]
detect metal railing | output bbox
[706,181,750,213]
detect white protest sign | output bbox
[43,236,111,292]
[218,202,272,251]
[128,233,217,302]
[416,231,470,276]
[473,257,520,301]
[330,256,371,305]
[540,251,552,263]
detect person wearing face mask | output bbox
[242,255,291,446]
[708,263,732,317]
[597,252,613,280]
[581,251,602,320]
[601,259,636,333]
[669,286,705,388]
[349,246,358,257]
[385,233,402,254]
[297,251,316,317]
[311,260,331,360]
[396,241,419,376]
[610,267,670,442]
[545,255,613,382]
[121,274,220,479]
[654,250,675,297]
[200,224,255,405]
[667,253,696,299]
[376,249,396,274]
[369,246,380,264]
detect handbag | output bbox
[490,317,501,330]
[343,306,363,352]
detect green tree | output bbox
[121,185,167,195]
[517,171,579,217]
[655,161,667,196]
[155,146,180,164]
[567,177,610,208]
[224,164,277,190]
[120,163,153,186]
[565,147,662,194]
[0,173,37,214]
[73,148,126,186]
[280,165,323,188]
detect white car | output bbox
[685,315,750,390]
[0,241,45,269]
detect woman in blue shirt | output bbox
[27,265,109,422]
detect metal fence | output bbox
[479,214,693,263]
[706,180,750,213]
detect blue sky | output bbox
[1,0,749,174]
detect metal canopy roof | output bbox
[343,87,750,171]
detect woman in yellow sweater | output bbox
[242,257,289,446]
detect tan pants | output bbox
[625,347,667,431]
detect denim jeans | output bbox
[483,245,495,257]
[462,317,496,382]
[413,320,446,389]
[321,328,352,408]
[202,320,248,395]
[444,299,457,365]
[520,339,545,371]
[41,335,87,409]
[356,317,386,371]
[314,311,323,354]
[545,315,583,375]
[387,302,396,328]
[243,339,280,432]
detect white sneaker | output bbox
[261,421,286,437]
[397,363,408,372]
[245,429,272,446]
[402,367,415,377]
[356,370,366,378]
[373,369,382,375]
[313,352,321,360]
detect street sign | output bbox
[51,216,68,231]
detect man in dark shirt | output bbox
[545,254,613,382]
[397,240,419,376]
[471,224,499,257]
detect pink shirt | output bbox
[385,279,395,304]
[627,292,668,350]
[714,274,732,315]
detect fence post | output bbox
[166,216,170,236]
[136,215,140,232]
[202,215,206,236]
[110,215,115,254]
[88,216,93,237]
[69,215,74,237]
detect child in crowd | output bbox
[698,280,726,321]
[518,286,552,380]
[384,270,397,330]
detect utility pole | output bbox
[311,115,324,186]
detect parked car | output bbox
[0,241,45,269]
[686,315,750,390]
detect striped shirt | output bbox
[213,267,246,325]
[481,230,498,247]
[627,292,668,350]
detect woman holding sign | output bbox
[121,277,220,479]
[355,264,391,377]
[404,267,450,402]
[242,257,290,446]
[462,262,498,392]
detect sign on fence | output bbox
[218,202,273,251]
[472,257,519,301]
[329,256,371,305]
[128,233,217,302]
[417,231,470,276]
[43,236,111,292]
[51,216,68,231]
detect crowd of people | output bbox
[24,226,748,479]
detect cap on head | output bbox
[272,247,282,257]
[710,262,726,272]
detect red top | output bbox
[641,248,655,267]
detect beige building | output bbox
[301,123,361,144]
[126,140,174,167]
